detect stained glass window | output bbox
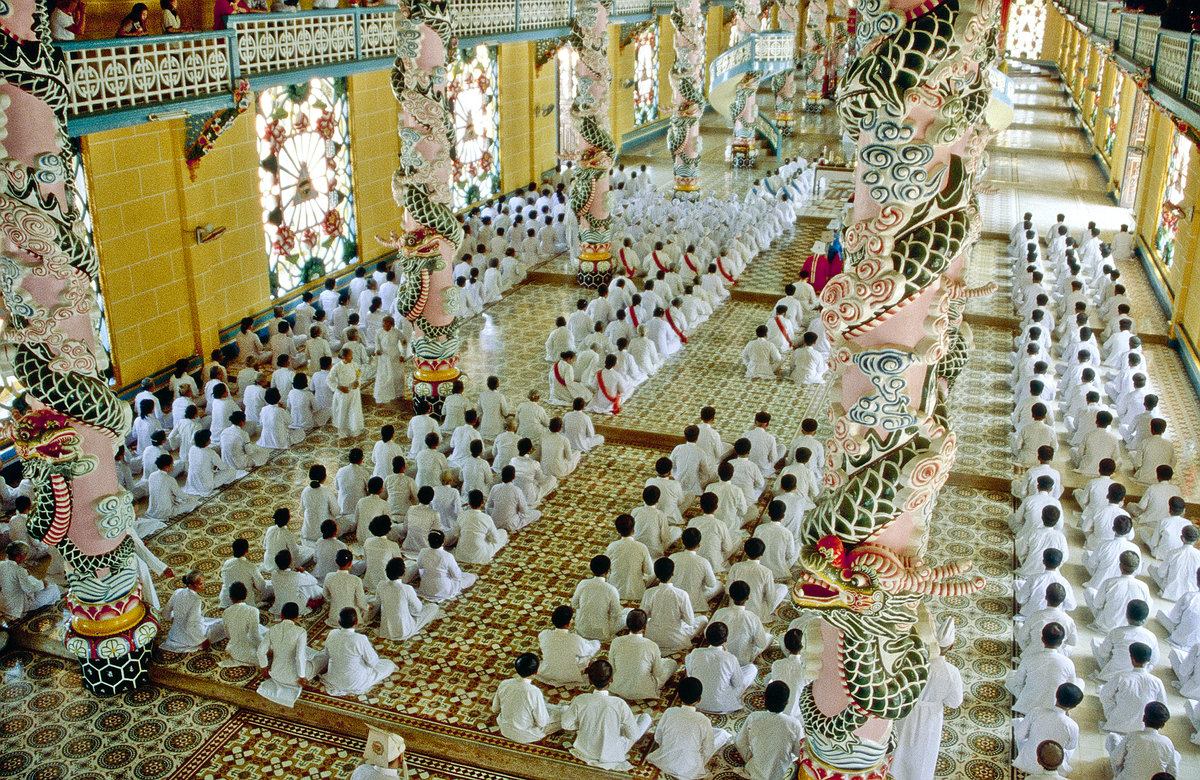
[1006,0,1047,60]
[557,45,581,158]
[256,77,356,299]
[1156,130,1192,267]
[634,26,659,126]
[71,141,114,384]
[448,44,502,211]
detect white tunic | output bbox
[492,676,561,744]
[646,705,730,780]
[377,579,439,641]
[734,711,805,780]
[222,602,267,666]
[604,536,654,602]
[685,645,756,714]
[641,583,706,654]
[329,360,365,437]
[415,547,477,602]
[536,628,601,688]
[322,628,397,696]
[145,470,197,521]
[258,404,302,449]
[256,619,313,707]
[571,576,626,642]
[561,691,650,771]
[1099,667,1167,733]
[889,656,964,780]
[608,632,677,700]
[184,445,237,497]
[161,587,227,652]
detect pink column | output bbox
[1,7,149,692]
[792,0,1002,777]
[668,0,705,192]
[730,0,762,168]
[384,0,465,413]
[772,0,800,135]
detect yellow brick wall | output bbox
[347,71,402,249]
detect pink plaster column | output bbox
[668,0,705,192]
[772,0,801,134]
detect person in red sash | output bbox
[587,354,628,415]
[766,305,796,353]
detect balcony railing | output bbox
[53,0,663,132]
[1053,1,1200,131]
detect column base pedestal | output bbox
[576,252,613,288]
[413,368,461,419]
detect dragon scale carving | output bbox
[792,0,1003,776]
[668,0,705,192]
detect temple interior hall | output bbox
[4,0,1200,778]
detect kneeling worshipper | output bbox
[161,570,227,652]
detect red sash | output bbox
[684,254,698,274]
[553,362,568,387]
[597,371,620,414]
[653,253,669,273]
[628,305,640,328]
[619,248,636,277]
[775,316,794,349]
[717,256,736,283]
[666,311,688,344]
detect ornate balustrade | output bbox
[54,0,673,133]
[1051,1,1200,133]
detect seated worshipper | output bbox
[301,465,341,543]
[220,411,270,473]
[545,316,575,362]
[288,373,329,432]
[670,528,724,613]
[270,549,323,617]
[768,629,806,720]
[646,676,732,780]
[741,325,783,379]
[144,454,199,523]
[670,426,716,500]
[0,542,61,620]
[1017,549,1077,616]
[262,507,313,571]
[354,478,391,542]
[540,417,580,479]
[456,490,508,565]
[1160,568,1200,649]
[587,354,629,415]
[642,557,708,655]
[734,680,806,780]
[377,558,440,641]
[605,514,654,602]
[1014,404,1057,467]
[349,728,411,780]
[401,487,442,556]
[414,432,452,491]
[324,549,374,626]
[536,605,601,688]
[1012,683,1083,776]
[1099,642,1167,734]
[416,530,477,602]
[1017,506,1068,578]
[161,570,227,652]
[564,397,604,452]
[789,331,826,385]
[1132,418,1176,485]
[729,438,766,505]
[729,538,788,621]
[321,607,397,697]
[257,388,303,449]
[571,555,627,642]
[709,580,772,666]
[491,653,564,744]
[222,582,267,668]
[1154,524,1200,601]
[510,437,557,506]
[890,618,964,780]
[754,500,800,581]
[561,660,653,772]
[632,484,679,559]
[183,429,237,497]
[220,537,270,607]
[439,380,472,433]
[1017,582,1078,653]
[487,465,541,532]
[549,352,590,407]
[363,516,403,594]
[1006,623,1082,716]
[1130,465,1182,523]
[1073,411,1122,476]
[1088,551,1151,634]
[686,621,756,714]
[406,401,440,458]
[709,465,750,532]
[256,601,322,708]
[1143,497,1192,561]
[741,412,782,480]
[1109,701,1180,780]
[646,458,686,524]
[1092,599,1158,683]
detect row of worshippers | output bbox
[740,280,827,385]
[488,412,827,778]
[1005,212,1189,776]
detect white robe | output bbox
[641,583,706,654]
[219,425,269,471]
[741,338,781,379]
[564,410,604,452]
[183,445,237,497]
[415,547,477,602]
[1162,591,1200,649]
[537,628,601,688]
[685,645,755,714]
[329,360,365,437]
[646,705,730,780]
[491,676,562,744]
[561,691,652,771]
[322,628,397,696]
[377,579,439,641]
[145,469,198,521]
[1006,648,1080,715]
[734,711,805,780]
[161,587,227,652]
[455,508,508,565]
[539,431,579,479]
[222,602,267,667]
[373,328,403,404]
[1099,667,1167,733]
[890,656,964,780]
[258,404,303,449]
[256,619,318,707]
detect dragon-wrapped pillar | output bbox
[801,0,827,111]
[569,0,616,288]
[730,0,762,168]
[1,3,149,693]
[668,0,705,192]
[791,0,1004,776]
[771,0,800,134]
[386,1,464,415]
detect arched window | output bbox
[1006,0,1047,60]
[1156,130,1193,267]
[634,26,659,126]
[256,77,356,299]
[448,44,502,211]
[557,45,581,158]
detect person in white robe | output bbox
[587,355,629,415]
[257,389,303,449]
[487,466,541,532]
[789,333,826,385]
[545,317,575,363]
[571,557,628,642]
[889,618,965,780]
[329,349,366,438]
[734,680,806,780]
[219,412,269,473]
[741,327,782,379]
[670,430,715,499]
[1093,600,1158,682]
[564,399,604,452]
[373,317,403,404]
[183,430,237,497]
[477,376,513,441]
[1099,643,1167,733]
[256,601,322,707]
[539,418,579,479]
[561,660,652,772]
[536,605,601,688]
[642,558,708,654]
[377,557,439,641]
[1006,622,1081,715]
[709,582,771,666]
[510,439,557,506]
[1154,524,1200,601]
[671,533,724,612]
[767,629,807,720]
[221,583,267,667]
[415,530,477,602]
[161,571,228,652]
[608,609,677,700]
[685,621,756,714]
[1016,583,1077,653]
[455,492,508,565]
[605,515,654,602]
[1161,570,1200,650]
[219,538,270,607]
[144,455,199,521]
[549,353,590,407]
[321,608,397,696]
[492,653,564,744]
[1012,683,1083,775]
[1087,552,1151,634]
[646,676,731,780]
[1109,702,1181,780]
[0,543,62,620]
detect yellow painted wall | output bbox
[1040,3,1065,61]
[347,71,402,250]
[657,14,674,122]
[497,41,558,191]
